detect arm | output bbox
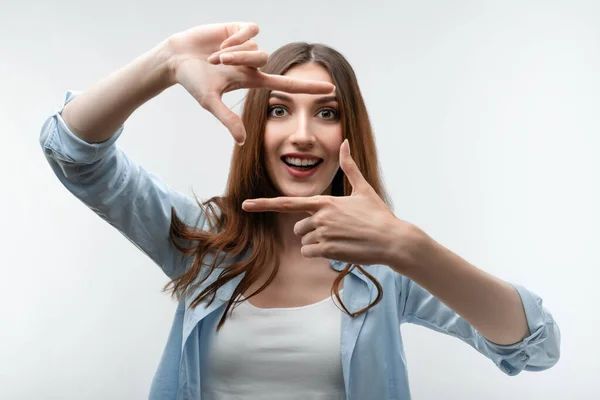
[40,42,194,279]
[40,89,206,278]
[398,230,531,345]
[40,39,198,279]
[59,41,173,144]
[40,31,208,279]
[394,226,561,375]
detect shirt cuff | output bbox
[42,90,124,165]
[479,283,550,374]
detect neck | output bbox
[268,182,335,257]
[275,212,310,257]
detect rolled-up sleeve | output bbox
[399,277,561,376]
[41,90,123,165]
[40,90,207,279]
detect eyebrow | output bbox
[269,92,338,105]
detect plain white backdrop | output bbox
[1,0,598,398]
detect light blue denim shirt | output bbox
[40,91,561,400]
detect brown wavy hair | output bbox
[164,42,392,330]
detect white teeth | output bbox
[284,157,319,167]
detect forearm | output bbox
[61,40,174,143]
[392,226,530,345]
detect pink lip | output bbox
[283,160,321,178]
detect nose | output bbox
[289,113,315,148]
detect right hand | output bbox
[166,22,335,145]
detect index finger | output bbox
[242,197,322,213]
[258,72,336,94]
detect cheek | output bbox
[262,125,282,173]
[324,126,344,156]
[263,121,287,149]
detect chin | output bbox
[275,182,330,198]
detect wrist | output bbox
[148,38,179,91]
[387,220,432,275]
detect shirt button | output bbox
[519,351,528,361]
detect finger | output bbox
[207,41,258,63]
[294,216,317,236]
[339,139,367,191]
[300,230,319,246]
[301,243,322,258]
[221,23,260,49]
[257,72,336,94]
[217,51,269,68]
[200,94,246,145]
[242,197,322,213]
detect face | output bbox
[263,63,343,198]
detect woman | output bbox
[39,22,560,399]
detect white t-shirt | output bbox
[202,290,345,400]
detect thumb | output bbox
[200,94,247,145]
[339,139,366,192]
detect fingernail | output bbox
[345,139,350,155]
[221,53,233,63]
[243,201,255,209]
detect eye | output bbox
[267,105,288,118]
[318,108,339,120]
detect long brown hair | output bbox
[165,42,392,330]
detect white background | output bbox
[1,0,598,398]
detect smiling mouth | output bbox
[281,157,323,171]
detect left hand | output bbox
[242,139,419,268]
